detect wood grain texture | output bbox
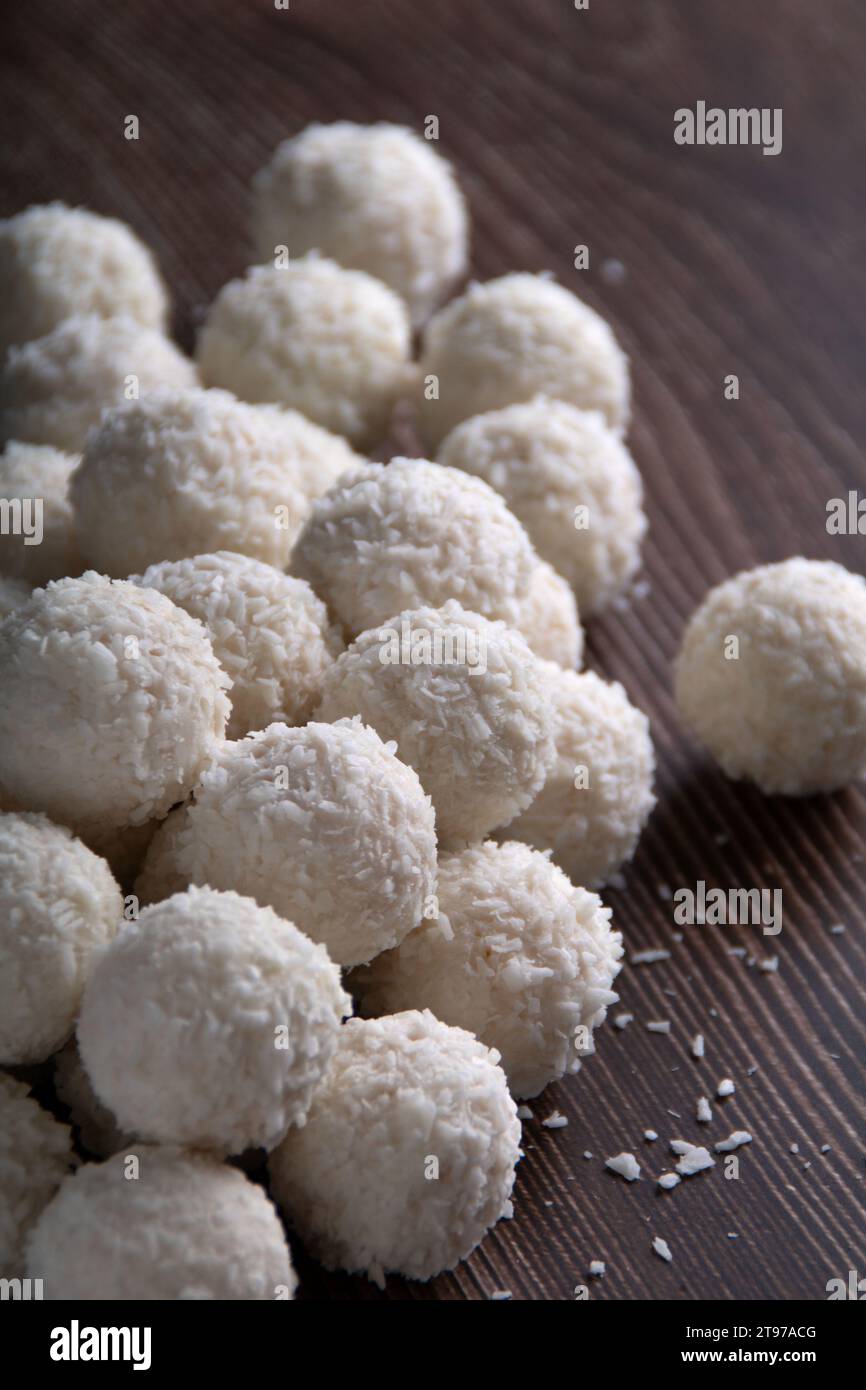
[3,0,865,1300]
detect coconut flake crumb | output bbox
[517,1105,533,1120]
[644,1129,658,1142]
[605,1152,641,1182]
[728,947,747,958]
[714,1130,752,1153]
[758,956,779,973]
[543,1111,568,1130]
[789,1143,799,1154]
[717,1078,735,1098]
[652,1236,673,1262]
[820,1144,831,1154]
[829,924,846,935]
[490,1290,512,1301]
[646,1020,671,1034]
[675,1145,715,1176]
[696,1096,713,1123]
[691,1033,705,1059]
[589,1260,606,1277]
[670,1139,691,1155]
[583,1150,593,1160]
[658,1172,681,1190]
[630,948,671,965]
[613,1012,633,1030]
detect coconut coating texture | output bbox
[507,666,655,887]
[315,603,556,846]
[70,388,362,577]
[292,457,539,640]
[26,1146,297,1300]
[135,720,437,969]
[0,1074,75,1277]
[0,204,168,353]
[417,274,630,450]
[196,258,412,448]
[269,1010,520,1284]
[0,314,198,454]
[0,812,123,1064]
[137,552,343,739]
[78,886,350,1154]
[0,574,230,836]
[515,560,583,669]
[55,1039,134,1159]
[0,441,81,587]
[353,841,623,1099]
[675,558,866,795]
[0,574,30,621]
[251,122,468,327]
[438,399,646,615]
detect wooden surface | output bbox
[4,0,865,1301]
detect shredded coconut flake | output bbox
[605,1152,640,1182]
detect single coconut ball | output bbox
[135,719,437,969]
[0,314,198,454]
[0,1074,75,1277]
[0,574,230,836]
[438,399,647,615]
[0,441,81,586]
[70,387,362,577]
[196,258,412,448]
[0,812,123,1065]
[269,1010,520,1285]
[0,574,30,621]
[78,886,350,1154]
[675,558,866,794]
[515,560,583,669]
[0,203,168,353]
[251,122,468,327]
[506,666,655,887]
[315,603,556,846]
[26,1145,297,1300]
[55,1039,134,1159]
[353,841,623,1099]
[136,551,343,739]
[292,457,539,641]
[417,273,630,450]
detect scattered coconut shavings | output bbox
[630,948,671,965]
[709,1008,718,1018]
[714,1130,752,1153]
[670,1139,691,1155]
[789,1143,799,1154]
[605,1152,641,1181]
[613,1012,633,1030]
[696,1096,712,1123]
[516,1105,533,1120]
[746,1065,757,1076]
[658,1172,681,1190]
[717,1078,735,1098]
[652,1236,673,1262]
[758,956,779,973]
[820,1144,831,1154]
[583,1151,593,1160]
[589,1260,606,1277]
[675,1145,715,1176]
[691,1033,705,1059]
[803,1161,812,1170]
[727,1232,738,1240]
[644,1129,658,1141]
[829,924,846,935]
[490,1290,512,1301]
[646,1020,671,1034]
[727,947,747,958]
[543,1111,568,1130]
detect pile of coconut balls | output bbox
[2,121,866,1301]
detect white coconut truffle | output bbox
[26,1145,296,1300]
[78,886,350,1154]
[269,1010,520,1284]
[0,441,81,587]
[136,719,436,968]
[251,122,468,327]
[70,388,361,577]
[353,841,623,1099]
[0,574,230,836]
[136,552,342,739]
[515,560,583,668]
[438,399,646,615]
[293,457,539,640]
[0,1074,75,1277]
[54,1039,133,1159]
[316,603,556,846]
[0,812,122,1064]
[506,666,655,887]
[418,273,630,450]
[0,314,198,454]
[196,258,412,448]
[675,558,866,794]
[0,203,168,353]
[0,573,30,621]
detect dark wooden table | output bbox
[4,0,865,1301]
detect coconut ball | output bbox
[78,886,350,1154]
[251,122,468,327]
[0,314,198,454]
[0,203,168,354]
[353,841,623,1098]
[515,560,583,668]
[315,603,556,846]
[0,441,81,587]
[269,1010,520,1284]
[507,666,655,887]
[418,273,630,450]
[54,1039,133,1159]
[196,258,412,448]
[26,1145,297,1300]
[70,387,361,577]
[438,399,646,615]
[292,457,539,640]
[135,719,437,969]
[0,574,230,836]
[675,558,866,794]
[136,551,343,739]
[0,812,123,1065]
[0,1074,75,1277]
[0,574,30,621]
